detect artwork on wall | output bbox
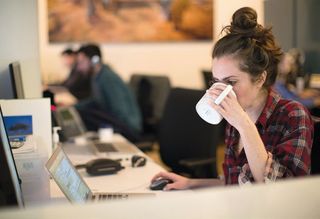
[48,0,213,43]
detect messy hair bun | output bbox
[230,7,257,34]
[212,7,283,88]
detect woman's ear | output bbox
[257,71,267,88]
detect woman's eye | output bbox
[227,81,237,86]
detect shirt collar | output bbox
[256,88,281,130]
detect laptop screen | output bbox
[55,107,86,139]
[60,109,74,120]
[46,146,91,203]
[0,107,24,208]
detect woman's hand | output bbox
[206,84,248,130]
[151,172,191,191]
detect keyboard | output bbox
[96,193,129,200]
[10,141,25,149]
[93,142,118,152]
[91,192,155,201]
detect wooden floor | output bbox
[145,143,226,177]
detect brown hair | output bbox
[212,7,283,88]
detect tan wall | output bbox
[39,0,264,89]
[0,0,42,98]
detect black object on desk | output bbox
[76,158,124,176]
[131,155,147,167]
[149,179,173,190]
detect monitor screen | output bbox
[8,62,25,99]
[3,115,33,137]
[46,146,90,203]
[0,106,24,208]
[60,109,74,120]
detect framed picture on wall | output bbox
[48,0,213,43]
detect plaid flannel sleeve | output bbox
[239,104,313,186]
[265,105,313,181]
[239,149,308,186]
[263,152,289,183]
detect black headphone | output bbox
[131,155,147,167]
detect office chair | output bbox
[311,116,320,174]
[158,88,224,178]
[129,74,171,151]
[201,70,213,89]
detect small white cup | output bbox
[196,82,236,125]
[98,125,114,142]
[74,136,88,146]
[296,77,305,94]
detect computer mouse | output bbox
[85,158,123,176]
[149,178,173,190]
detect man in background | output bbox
[75,44,142,142]
[61,48,92,100]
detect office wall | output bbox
[0,0,42,98]
[39,0,264,89]
[265,0,320,73]
[295,0,320,73]
[264,0,294,52]
[214,0,264,40]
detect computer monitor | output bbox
[0,106,24,208]
[8,62,25,99]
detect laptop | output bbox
[54,106,139,154]
[46,146,154,203]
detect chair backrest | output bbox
[158,87,222,178]
[202,70,213,89]
[311,116,320,174]
[129,74,171,134]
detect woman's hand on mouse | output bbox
[151,172,191,191]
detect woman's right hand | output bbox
[151,172,191,191]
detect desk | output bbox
[1,176,320,218]
[310,74,320,89]
[50,134,191,202]
[4,135,320,218]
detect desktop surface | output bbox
[49,134,171,201]
[1,176,320,219]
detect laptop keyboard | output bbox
[64,123,83,138]
[94,142,118,152]
[96,193,129,200]
[10,141,25,149]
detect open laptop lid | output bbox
[0,106,24,208]
[46,146,92,203]
[54,106,87,139]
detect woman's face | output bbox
[212,55,265,110]
[278,53,294,75]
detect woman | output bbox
[151,7,313,189]
[275,51,320,110]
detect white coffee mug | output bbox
[196,82,236,125]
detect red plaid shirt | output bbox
[223,89,313,185]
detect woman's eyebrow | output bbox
[212,76,237,80]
